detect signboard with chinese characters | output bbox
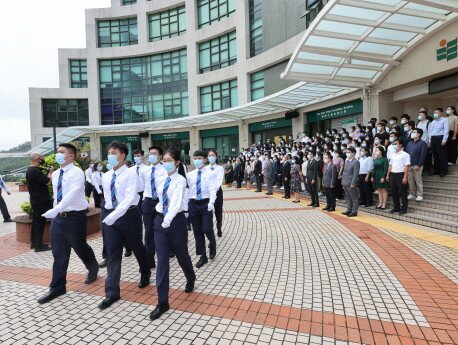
[307,100,363,123]
[151,132,190,141]
[248,118,292,132]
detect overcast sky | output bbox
[0,0,110,151]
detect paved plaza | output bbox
[0,186,457,344]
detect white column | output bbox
[185,0,199,117]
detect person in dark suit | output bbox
[305,151,320,207]
[341,147,360,217]
[254,155,263,192]
[26,153,54,252]
[282,154,292,199]
[322,153,337,211]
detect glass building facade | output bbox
[122,0,136,4]
[200,79,237,114]
[42,99,89,127]
[97,17,138,47]
[148,6,186,42]
[250,71,264,101]
[197,0,236,28]
[99,49,188,125]
[198,31,237,73]
[70,60,88,88]
[249,0,262,57]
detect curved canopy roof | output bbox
[29,81,357,155]
[282,0,458,88]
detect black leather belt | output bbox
[144,197,159,202]
[102,205,137,213]
[157,211,184,217]
[59,210,87,218]
[189,198,209,204]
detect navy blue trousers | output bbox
[141,197,159,267]
[154,213,196,305]
[189,200,215,256]
[50,213,98,291]
[103,206,150,298]
[214,188,223,231]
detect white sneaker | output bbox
[280,186,284,190]
[407,194,415,200]
[416,195,423,201]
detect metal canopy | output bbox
[29,81,357,155]
[282,0,458,88]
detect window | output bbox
[249,0,263,57]
[250,71,264,101]
[200,79,237,113]
[99,49,188,125]
[148,6,186,42]
[199,31,237,73]
[305,0,324,28]
[42,99,89,127]
[42,137,51,143]
[70,60,87,88]
[197,0,235,28]
[122,0,136,4]
[97,17,138,47]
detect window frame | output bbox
[198,31,237,73]
[97,17,138,48]
[197,0,236,28]
[69,60,88,88]
[200,79,238,114]
[148,5,186,42]
[249,0,263,57]
[42,99,89,127]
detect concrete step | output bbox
[424,185,458,196]
[418,179,458,188]
[421,191,458,203]
[422,175,458,183]
[370,192,457,211]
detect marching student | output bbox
[0,174,12,223]
[38,143,99,304]
[207,150,224,238]
[132,149,148,210]
[185,150,217,269]
[149,148,196,321]
[84,162,94,199]
[92,162,104,209]
[98,141,150,310]
[141,146,167,269]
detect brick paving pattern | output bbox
[0,187,457,344]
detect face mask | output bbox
[149,155,158,164]
[374,150,380,157]
[194,159,204,168]
[389,120,395,125]
[401,119,407,125]
[389,137,395,143]
[433,113,439,119]
[163,162,176,173]
[89,164,94,169]
[374,139,380,145]
[307,155,313,160]
[446,110,452,115]
[411,133,418,139]
[418,115,422,121]
[349,144,355,148]
[356,129,360,133]
[342,134,347,138]
[97,166,103,172]
[361,151,366,156]
[377,127,381,133]
[341,146,345,150]
[333,146,337,151]
[404,126,409,132]
[106,163,112,171]
[55,153,66,165]
[208,156,216,164]
[332,153,338,159]
[134,157,142,165]
[347,153,354,158]
[107,154,119,167]
[362,143,367,148]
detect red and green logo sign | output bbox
[437,38,457,61]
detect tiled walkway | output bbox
[0,187,457,344]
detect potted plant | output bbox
[18,178,28,192]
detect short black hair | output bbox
[395,138,406,147]
[389,116,398,122]
[58,143,77,156]
[435,107,444,113]
[407,120,415,128]
[416,128,424,136]
[347,147,356,154]
[133,149,144,156]
[401,114,410,120]
[107,141,128,158]
[148,146,163,156]
[193,150,207,158]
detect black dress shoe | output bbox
[342,211,351,215]
[281,196,286,198]
[347,213,357,217]
[149,304,170,321]
[138,272,151,288]
[38,288,66,304]
[389,209,400,214]
[284,196,291,199]
[322,206,330,211]
[399,210,408,215]
[85,267,99,284]
[185,280,195,293]
[327,208,335,212]
[34,244,51,253]
[307,203,314,207]
[98,296,120,310]
[195,256,208,268]
[209,252,216,260]
[169,251,176,258]
[3,218,12,223]
[98,259,107,268]
[266,192,273,195]
[312,204,319,208]
[217,230,222,237]
[124,250,132,257]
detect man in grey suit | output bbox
[305,151,320,207]
[322,153,337,211]
[341,147,360,217]
[262,154,274,195]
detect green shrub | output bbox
[20,178,27,184]
[20,202,33,215]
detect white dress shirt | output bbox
[387,144,397,162]
[359,156,374,175]
[416,120,429,144]
[428,117,449,142]
[155,171,186,226]
[132,163,148,193]
[141,163,167,199]
[102,165,139,224]
[185,166,217,205]
[0,177,10,193]
[85,168,93,184]
[389,150,411,173]
[51,163,88,212]
[92,171,103,194]
[208,164,224,189]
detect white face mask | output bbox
[411,132,419,139]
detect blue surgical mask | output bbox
[163,162,176,173]
[404,126,409,132]
[55,153,66,165]
[107,154,119,167]
[389,137,395,143]
[134,157,142,165]
[376,127,381,133]
[106,163,112,171]
[149,155,158,164]
[433,113,439,119]
[97,166,103,172]
[418,115,422,121]
[208,156,216,164]
[194,159,204,169]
